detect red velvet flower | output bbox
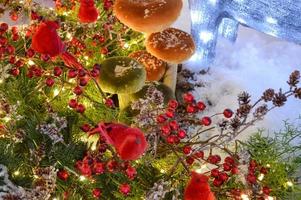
[78,0,99,23]
[31,21,64,57]
[184,172,216,200]
[89,123,147,161]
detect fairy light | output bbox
[53,198,58,200]
[286,181,293,187]
[258,173,265,181]
[13,171,20,176]
[79,175,86,181]
[0,79,3,84]
[241,194,250,200]
[266,164,271,168]
[124,43,130,49]
[66,32,72,40]
[267,196,274,200]
[27,60,35,66]
[160,169,166,174]
[53,88,60,96]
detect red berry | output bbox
[231,167,239,175]
[223,163,232,171]
[186,104,196,113]
[177,129,186,139]
[183,93,194,103]
[9,11,18,21]
[81,124,91,132]
[260,167,268,175]
[125,166,137,180]
[79,78,88,86]
[165,109,175,118]
[169,120,179,130]
[197,101,206,111]
[168,100,178,109]
[105,98,114,108]
[0,36,7,45]
[53,66,63,76]
[76,104,85,113]
[12,34,19,41]
[211,169,220,178]
[57,169,69,181]
[26,49,35,58]
[6,45,15,54]
[208,155,221,164]
[92,188,102,198]
[160,125,171,136]
[10,67,19,76]
[249,160,257,168]
[31,11,39,20]
[73,86,83,95]
[194,151,204,159]
[107,160,118,172]
[262,186,271,195]
[11,27,18,35]
[0,23,8,32]
[46,78,55,87]
[166,135,176,144]
[201,116,212,126]
[90,69,100,77]
[213,178,223,187]
[247,174,257,184]
[101,47,109,55]
[9,56,15,64]
[78,69,86,77]
[93,162,105,175]
[69,99,78,108]
[186,156,194,165]
[119,183,131,196]
[223,109,233,118]
[224,156,235,165]
[183,146,192,155]
[219,172,229,182]
[41,54,50,61]
[68,69,78,78]
[98,35,105,43]
[15,59,24,67]
[156,114,166,123]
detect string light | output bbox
[0,79,3,84]
[3,117,11,122]
[286,181,293,187]
[53,88,60,96]
[258,173,265,181]
[27,60,35,66]
[160,169,166,173]
[123,43,130,49]
[266,196,274,200]
[241,194,250,200]
[13,171,20,176]
[79,175,86,181]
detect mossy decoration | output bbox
[99,57,146,94]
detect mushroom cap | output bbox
[129,50,167,81]
[99,57,146,94]
[113,0,183,33]
[146,28,196,64]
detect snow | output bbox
[173,0,301,133]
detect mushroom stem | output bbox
[118,94,132,110]
[163,64,178,93]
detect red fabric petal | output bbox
[78,0,98,23]
[60,52,83,69]
[108,124,147,161]
[31,21,64,57]
[184,172,216,200]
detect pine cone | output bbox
[238,92,251,105]
[287,70,300,87]
[272,91,287,107]
[253,104,268,118]
[237,104,252,117]
[262,89,275,102]
[294,88,301,99]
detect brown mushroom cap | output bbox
[145,28,196,64]
[129,50,167,81]
[113,0,183,33]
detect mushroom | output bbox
[98,56,146,109]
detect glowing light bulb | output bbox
[28,60,35,66]
[241,194,250,200]
[124,43,130,48]
[258,173,265,181]
[14,171,20,176]
[267,196,274,200]
[266,164,271,168]
[160,169,166,173]
[79,176,86,181]
[286,181,293,187]
[53,89,59,96]
[3,117,11,122]
[0,79,3,84]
